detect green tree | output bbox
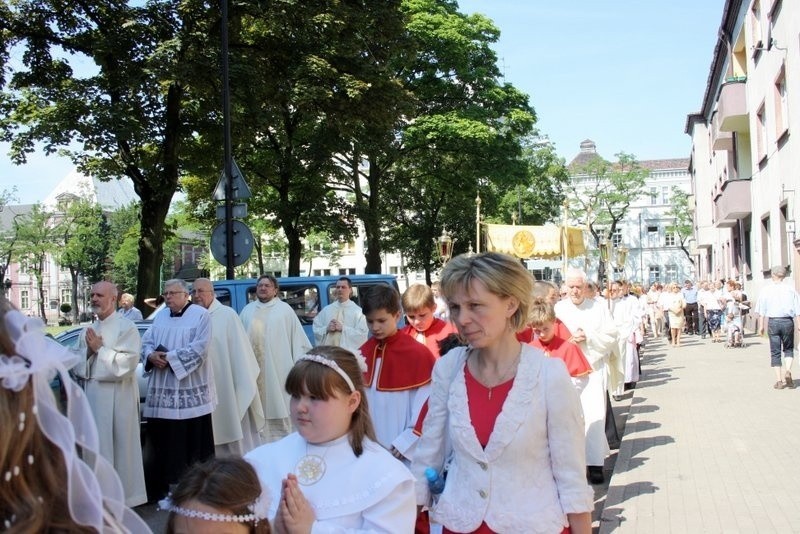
[0,187,19,285]
[182,0,407,276]
[566,152,651,281]
[107,203,141,295]
[13,204,60,321]
[338,0,536,278]
[666,187,695,265]
[493,138,568,226]
[58,198,109,323]
[0,0,219,310]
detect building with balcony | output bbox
[686,0,799,299]
[566,140,695,286]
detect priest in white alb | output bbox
[191,278,266,456]
[240,274,312,442]
[312,276,369,352]
[72,280,147,507]
[555,268,619,485]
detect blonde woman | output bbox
[412,252,593,534]
[666,283,686,347]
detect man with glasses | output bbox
[240,274,311,442]
[140,278,214,500]
[191,278,265,455]
[311,276,368,351]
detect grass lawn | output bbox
[46,324,77,337]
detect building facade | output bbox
[686,0,799,303]
[567,140,695,286]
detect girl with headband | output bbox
[245,345,416,532]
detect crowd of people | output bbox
[3,255,799,533]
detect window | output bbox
[665,264,678,282]
[648,266,661,285]
[774,68,788,139]
[20,290,29,310]
[761,215,771,270]
[756,103,767,162]
[60,288,71,304]
[611,228,622,248]
[647,225,659,247]
[338,268,356,275]
[665,232,677,247]
[389,266,399,275]
[312,269,331,276]
[751,0,763,52]
[649,187,658,206]
[341,241,356,255]
[661,186,670,205]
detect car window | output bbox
[215,287,233,308]
[244,283,319,325]
[280,284,320,325]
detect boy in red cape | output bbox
[400,284,458,358]
[528,297,593,389]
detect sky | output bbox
[1,1,727,204]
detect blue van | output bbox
[212,274,400,345]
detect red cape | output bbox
[361,332,436,391]
[529,335,592,377]
[400,318,458,358]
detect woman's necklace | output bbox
[475,346,522,400]
[295,442,331,485]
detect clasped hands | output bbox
[85,328,104,356]
[274,474,315,534]
[327,319,342,333]
[147,350,170,370]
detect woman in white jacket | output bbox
[412,252,593,534]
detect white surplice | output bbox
[555,297,619,466]
[245,432,416,532]
[140,303,215,420]
[312,299,369,352]
[206,299,266,455]
[72,313,147,507]
[240,298,312,440]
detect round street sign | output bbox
[210,220,254,267]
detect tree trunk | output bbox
[131,83,182,310]
[70,268,80,324]
[285,224,303,276]
[36,271,46,322]
[363,163,383,274]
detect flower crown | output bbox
[159,489,271,524]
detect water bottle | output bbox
[425,467,445,495]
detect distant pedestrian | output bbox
[117,292,143,321]
[754,266,800,389]
[702,281,725,343]
[681,280,699,335]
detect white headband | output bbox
[297,351,368,393]
[0,309,150,532]
[159,492,270,524]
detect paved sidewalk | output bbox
[600,332,800,533]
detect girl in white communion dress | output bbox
[245,345,416,534]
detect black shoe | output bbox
[587,466,605,484]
